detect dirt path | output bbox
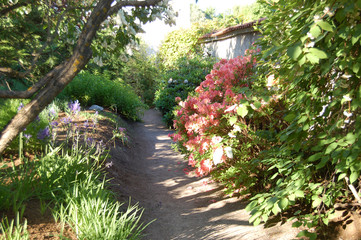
[108,109,300,240]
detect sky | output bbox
[139,0,256,51]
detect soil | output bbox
[2,109,360,239]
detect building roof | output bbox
[199,17,265,40]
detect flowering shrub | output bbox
[170,53,285,195]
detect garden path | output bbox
[108,109,299,240]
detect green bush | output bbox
[60,71,146,121]
[0,99,52,153]
[154,55,215,127]
[244,0,361,237]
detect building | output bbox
[199,18,265,60]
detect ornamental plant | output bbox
[245,0,361,238]
[170,52,286,195]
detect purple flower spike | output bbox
[37,127,50,140]
[68,100,81,115]
[48,107,57,119]
[51,121,59,127]
[83,120,89,128]
[62,117,72,125]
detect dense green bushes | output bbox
[154,55,215,127]
[60,72,146,121]
[170,0,361,238]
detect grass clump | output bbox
[0,104,147,239]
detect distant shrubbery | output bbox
[154,56,215,127]
[60,71,146,121]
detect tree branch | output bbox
[108,0,162,16]
[0,67,26,79]
[0,64,61,98]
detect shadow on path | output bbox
[108,109,299,240]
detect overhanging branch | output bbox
[0,64,62,99]
[108,0,162,16]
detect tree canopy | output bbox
[0,0,175,154]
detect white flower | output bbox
[225,104,237,112]
[228,132,236,138]
[341,74,352,79]
[343,95,352,102]
[343,110,353,118]
[266,74,275,87]
[213,147,224,165]
[314,15,321,22]
[305,41,315,48]
[324,7,330,13]
[250,103,257,110]
[307,32,315,40]
[184,79,188,84]
[233,125,241,132]
[224,147,233,159]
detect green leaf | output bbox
[312,197,322,208]
[284,113,296,122]
[308,152,322,162]
[325,142,338,154]
[237,104,248,118]
[316,20,334,32]
[271,202,281,215]
[292,221,302,228]
[349,171,359,184]
[279,198,289,210]
[310,25,321,38]
[298,55,306,66]
[306,53,319,64]
[338,173,347,181]
[287,44,302,60]
[309,48,328,59]
[353,62,361,75]
[249,211,262,224]
[229,116,237,125]
[316,156,329,169]
[294,190,304,198]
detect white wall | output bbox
[201,29,260,60]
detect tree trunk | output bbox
[0,0,113,155]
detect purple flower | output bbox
[51,121,59,127]
[118,127,126,132]
[48,107,57,120]
[24,134,32,143]
[86,137,94,146]
[61,117,72,125]
[17,103,24,112]
[68,100,81,115]
[37,127,50,140]
[83,120,89,128]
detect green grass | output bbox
[0,111,148,239]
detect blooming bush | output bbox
[170,53,286,195]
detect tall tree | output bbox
[0,0,174,154]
